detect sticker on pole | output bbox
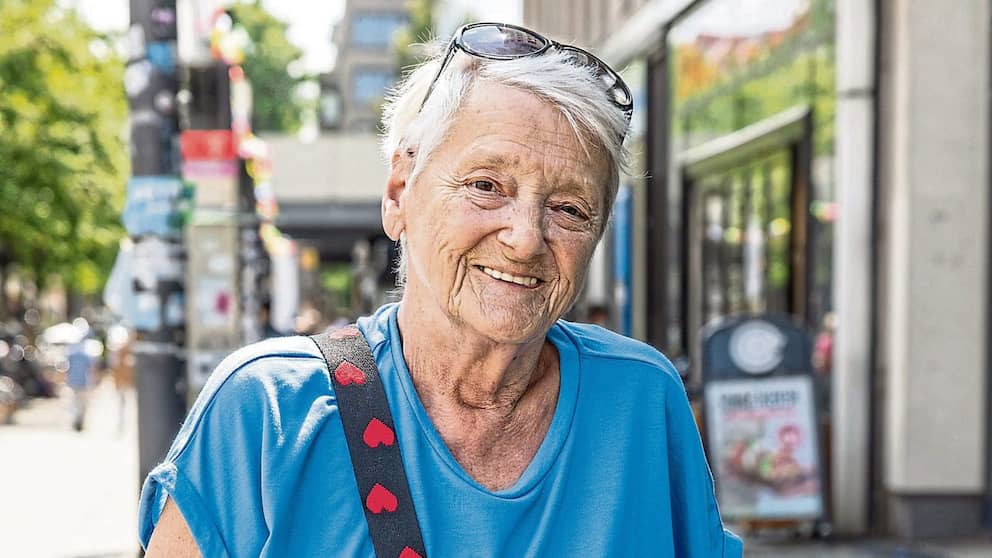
[122,176,193,238]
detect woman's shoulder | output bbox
[555,320,683,387]
[139,335,350,555]
[198,336,328,402]
[168,336,332,459]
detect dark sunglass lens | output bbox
[564,47,627,99]
[563,48,593,66]
[598,70,618,89]
[461,25,545,57]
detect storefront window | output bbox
[695,151,794,326]
[667,0,836,358]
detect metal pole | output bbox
[645,47,670,354]
[126,0,187,488]
[239,159,263,344]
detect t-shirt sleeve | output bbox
[663,371,744,558]
[137,350,284,557]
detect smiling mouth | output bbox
[476,265,541,287]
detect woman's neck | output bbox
[396,298,554,415]
[394,289,562,491]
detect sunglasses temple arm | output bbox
[418,43,457,113]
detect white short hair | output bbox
[381,38,632,285]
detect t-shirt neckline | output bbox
[384,304,581,499]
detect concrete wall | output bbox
[877,0,989,536]
[261,133,387,203]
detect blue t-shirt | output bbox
[139,303,742,557]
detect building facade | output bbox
[525,0,990,539]
[324,0,409,131]
[270,1,413,321]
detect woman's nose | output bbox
[496,203,548,261]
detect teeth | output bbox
[481,266,538,287]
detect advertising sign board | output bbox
[701,314,825,522]
[704,376,823,519]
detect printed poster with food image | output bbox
[704,376,823,520]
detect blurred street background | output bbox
[2,0,992,556]
[0,377,137,557]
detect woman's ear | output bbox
[382,147,415,241]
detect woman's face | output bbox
[385,82,613,344]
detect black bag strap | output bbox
[310,326,427,558]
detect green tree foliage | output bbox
[228,1,304,132]
[671,0,836,156]
[393,0,436,71]
[0,0,128,295]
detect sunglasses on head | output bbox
[419,22,634,128]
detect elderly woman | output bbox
[141,22,741,557]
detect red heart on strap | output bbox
[334,361,366,385]
[366,483,398,514]
[328,325,360,339]
[363,418,395,448]
[398,547,423,558]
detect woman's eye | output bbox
[559,204,585,218]
[469,180,496,192]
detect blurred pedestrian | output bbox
[65,333,95,432]
[292,305,324,335]
[812,311,836,375]
[259,301,285,339]
[586,303,610,327]
[107,326,135,433]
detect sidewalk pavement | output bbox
[0,377,138,558]
[743,535,992,557]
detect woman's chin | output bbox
[462,304,550,344]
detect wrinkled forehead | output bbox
[433,81,613,194]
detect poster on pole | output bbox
[123,176,188,238]
[704,375,823,520]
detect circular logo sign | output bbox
[729,320,786,374]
